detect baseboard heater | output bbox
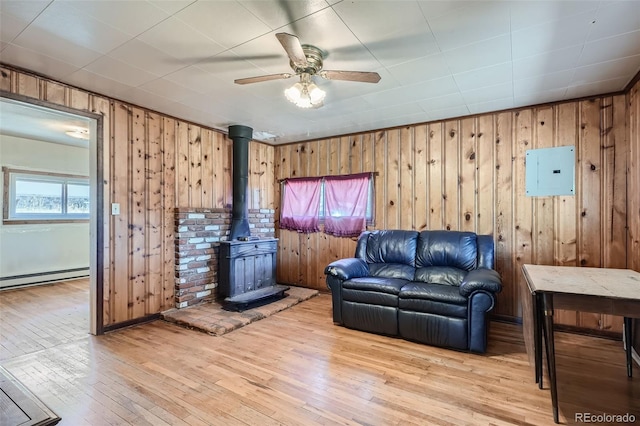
[0,267,89,289]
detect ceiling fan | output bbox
[234,33,381,108]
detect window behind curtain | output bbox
[280,173,374,236]
[324,173,372,237]
[280,177,322,233]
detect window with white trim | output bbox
[3,168,89,223]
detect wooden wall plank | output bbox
[414,125,428,231]
[201,129,214,208]
[130,108,147,319]
[444,121,460,231]
[374,131,387,229]
[428,124,444,229]
[629,81,640,272]
[400,127,414,229]
[477,115,495,236]
[494,112,514,317]
[146,112,163,314]
[176,122,189,207]
[112,103,131,324]
[386,129,400,229]
[162,118,177,309]
[460,118,477,232]
[532,107,555,266]
[188,125,202,209]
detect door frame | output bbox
[0,91,105,335]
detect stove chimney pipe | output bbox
[228,125,253,241]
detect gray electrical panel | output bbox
[526,146,575,197]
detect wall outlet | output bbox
[111,203,120,215]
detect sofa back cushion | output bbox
[356,230,419,267]
[416,230,477,271]
[369,263,416,281]
[414,266,467,286]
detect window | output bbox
[3,168,89,223]
[281,172,374,236]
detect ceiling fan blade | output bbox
[234,73,293,85]
[275,33,307,68]
[320,70,381,83]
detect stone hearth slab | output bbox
[161,286,319,336]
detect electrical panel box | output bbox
[526,146,575,197]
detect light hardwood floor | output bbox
[0,280,638,425]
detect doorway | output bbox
[0,95,103,335]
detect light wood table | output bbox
[521,264,640,424]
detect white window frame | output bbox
[2,167,90,224]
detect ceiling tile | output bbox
[138,78,202,103]
[453,62,512,92]
[84,56,159,87]
[512,45,582,80]
[514,88,568,107]
[66,69,134,99]
[175,1,271,49]
[137,16,225,62]
[514,70,574,97]
[66,0,172,37]
[510,1,599,31]
[0,43,80,80]
[417,1,475,21]
[511,10,597,60]
[418,92,466,112]
[428,1,510,51]
[333,1,437,68]
[107,38,187,78]
[361,76,459,106]
[163,65,228,94]
[240,0,330,30]
[461,82,513,104]
[12,25,102,68]
[26,2,131,54]
[387,53,450,85]
[146,0,196,15]
[429,105,470,121]
[572,55,640,86]
[578,30,640,67]
[566,76,632,99]
[588,1,640,41]
[0,11,29,43]
[467,97,514,115]
[442,35,511,74]
[0,0,50,22]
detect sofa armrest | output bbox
[324,258,369,281]
[459,268,502,297]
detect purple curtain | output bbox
[324,173,370,237]
[280,177,321,233]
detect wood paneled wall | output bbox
[628,79,640,273]
[0,66,274,328]
[275,96,630,331]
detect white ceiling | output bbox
[0,0,639,145]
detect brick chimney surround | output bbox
[174,207,275,308]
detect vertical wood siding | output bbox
[275,97,630,332]
[0,66,274,327]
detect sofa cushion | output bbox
[362,230,418,266]
[399,282,468,305]
[343,277,408,295]
[416,230,477,271]
[342,288,398,307]
[398,310,468,350]
[369,263,416,281]
[414,266,466,286]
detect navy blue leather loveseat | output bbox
[325,230,502,353]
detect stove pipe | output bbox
[228,125,253,240]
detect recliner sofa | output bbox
[325,230,502,353]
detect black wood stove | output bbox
[218,125,288,309]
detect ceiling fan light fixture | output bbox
[284,74,325,109]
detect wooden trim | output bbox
[624,68,640,93]
[101,313,160,333]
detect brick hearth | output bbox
[174,207,275,308]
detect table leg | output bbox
[533,293,543,388]
[624,317,633,378]
[542,293,559,424]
